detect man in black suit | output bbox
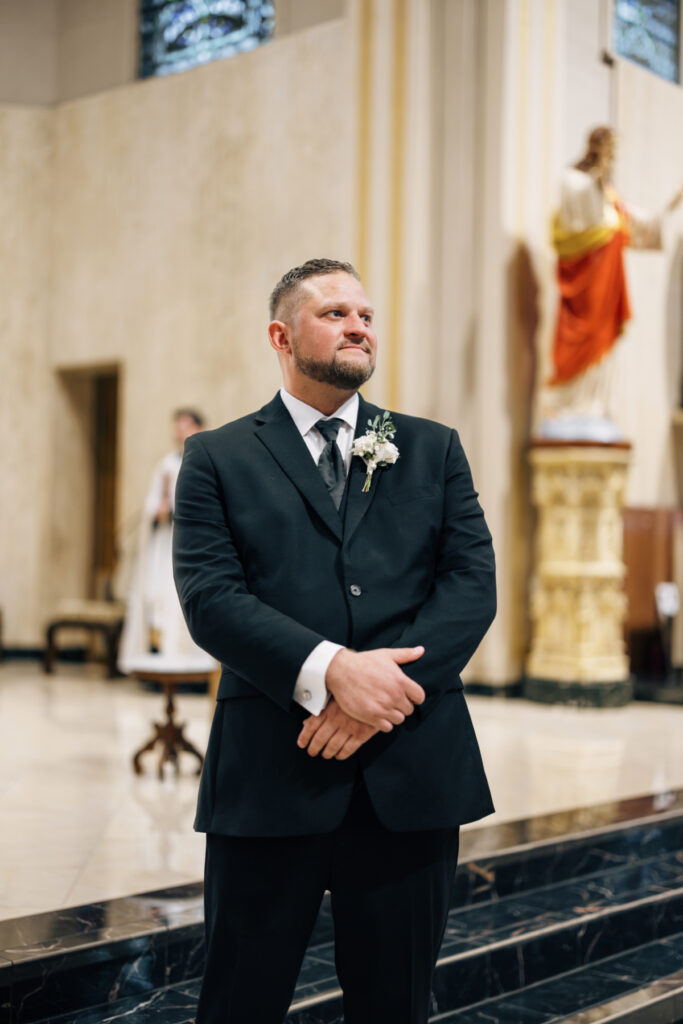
[173,258,496,1024]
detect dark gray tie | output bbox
[315,418,346,510]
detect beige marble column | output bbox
[524,441,633,706]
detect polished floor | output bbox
[1,659,683,922]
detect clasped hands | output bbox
[296,646,425,761]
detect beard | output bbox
[291,344,375,389]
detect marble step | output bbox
[454,798,683,909]
[24,982,202,1024]
[26,932,683,1024]
[3,791,682,1024]
[284,848,683,1014]
[430,932,683,1023]
[19,846,683,1024]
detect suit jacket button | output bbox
[349,584,362,597]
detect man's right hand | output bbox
[325,646,426,733]
[155,498,172,525]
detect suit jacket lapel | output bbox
[344,395,385,544]
[254,395,344,543]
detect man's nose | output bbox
[345,313,368,336]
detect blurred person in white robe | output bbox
[118,408,207,672]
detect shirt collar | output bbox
[279,387,359,438]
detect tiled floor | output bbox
[1,659,683,922]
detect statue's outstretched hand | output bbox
[666,183,683,212]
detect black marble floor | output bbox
[1,790,682,1024]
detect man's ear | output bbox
[268,320,291,355]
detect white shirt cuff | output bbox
[293,641,343,715]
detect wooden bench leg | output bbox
[105,621,124,678]
[44,624,58,674]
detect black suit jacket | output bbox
[173,393,496,836]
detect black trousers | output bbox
[196,780,459,1024]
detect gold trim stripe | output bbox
[356,0,373,284]
[386,0,407,410]
[543,0,555,221]
[516,0,530,234]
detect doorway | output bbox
[52,366,120,606]
[92,372,118,599]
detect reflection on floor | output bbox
[0,662,208,921]
[1,660,683,921]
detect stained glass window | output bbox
[140,0,275,79]
[614,0,681,83]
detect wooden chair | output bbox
[43,598,126,678]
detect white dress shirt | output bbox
[279,387,359,715]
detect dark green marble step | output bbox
[3,791,682,1024]
[430,932,683,1023]
[284,850,683,1019]
[29,932,683,1024]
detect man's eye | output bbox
[328,310,343,318]
[362,315,372,324]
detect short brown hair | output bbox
[575,126,615,173]
[269,258,360,321]
[173,407,205,427]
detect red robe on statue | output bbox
[549,186,632,387]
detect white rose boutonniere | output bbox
[352,411,399,493]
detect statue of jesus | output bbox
[540,125,682,441]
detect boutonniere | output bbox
[352,411,399,493]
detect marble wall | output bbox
[0,0,136,105]
[50,17,354,521]
[0,106,52,646]
[0,0,344,105]
[0,0,58,105]
[56,0,139,103]
[0,20,354,645]
[615,61,683,506]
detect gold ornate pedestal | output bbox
[524,440,633,706]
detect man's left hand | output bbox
[297,700,378,760]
